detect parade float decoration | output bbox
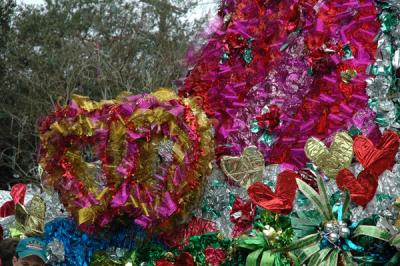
[1,0,400,265]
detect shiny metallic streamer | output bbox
[366,5,400,131]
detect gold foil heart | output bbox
[221,146,265,188]
[305,131,353,178]
[14,195,46,237]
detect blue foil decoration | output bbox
[43,218,141,265]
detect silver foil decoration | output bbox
[41,189,67,223]
[194,164,247,236]
[47,239,65,263]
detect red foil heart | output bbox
[0,183,26,218]
[336,167,378,207]
[353,130,399,176]
[337,131,399,207]
[247,170,298,214]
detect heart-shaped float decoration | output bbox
[0,183,26,218]
[336,167,378,207]
[221,146,265,188]
[39,91,214,232]
[336,131,400,207]
[305,131,353,178]
[247,170,298,214]
[353,130,399,176]
[14,195,46,236]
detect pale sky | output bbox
[193,0,218,20]
[17,0,218,19]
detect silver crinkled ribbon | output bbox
[358,0,400,223]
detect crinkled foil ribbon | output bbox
[363,0,400,229]
[179,0,380,172]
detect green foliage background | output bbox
[0,0,207,189]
